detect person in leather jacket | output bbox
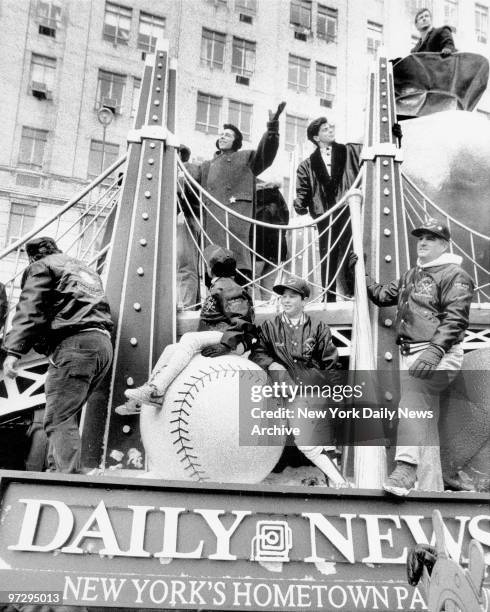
[360,218,473,495]
[250,277,349,487]
[2,236,113,473]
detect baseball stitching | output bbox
[169,361,264,482]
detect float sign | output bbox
[0,472,489,610]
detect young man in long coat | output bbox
[293,117,359,301]
[195,103,285,283]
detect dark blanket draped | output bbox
[393,52,489,119]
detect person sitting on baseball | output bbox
[116,245,255,414]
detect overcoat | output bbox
[197,120,279,271]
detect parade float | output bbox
[0,40,489,611]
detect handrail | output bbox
[179,158,364,230]
[0,154,127,260]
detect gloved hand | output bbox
[201,343,231,358]
[392,122,403,144]
[440,47,452,57]
[269,101,286,122]
[406,544,437,586]
[293,199,308,215]
[409,344,444,379]
[3,354,19,378]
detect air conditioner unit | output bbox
[101,97,118,113]
[235,74,250,86]
[239,13,253,24]
[31,81,47,99]
[294,30,307,41]
[320,97,333,108]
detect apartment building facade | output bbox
[0,0,489,283]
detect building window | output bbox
[367,21,383,57]
[231,37,256,77]
[228,100,252,140]
[96,70,126,114]
[88,140,120,178]
[6,203,37,247]
[37,0,62,37]
[130,78,141,119]
[30,54,56,99]
[288,55,310,93]
[103,2,132,45]
[18,127,48,170]
[444,0,458,30]
[200,29,226,69]
[408,0,433,20]
[138,12,165,52]
[317,5,337,42]
[316,62,336,103]
[196,93,222,134]
[235,0,257,12]
[285,114,308,151]
[475,4,488,44]
[290,0,312,28]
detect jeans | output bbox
[44,330,113,473]
[395,343,464,491]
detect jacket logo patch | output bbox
[76,268,104,296]
[413,277,435,297]
[303,337,316,357]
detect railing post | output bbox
[357,49,409,486]
[81,38,177,471]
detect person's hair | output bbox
[211,257,237,278]
[307,117,329,145]
[222,124,243,151]
[414,8,431,25]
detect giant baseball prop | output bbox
[140,355,284,483]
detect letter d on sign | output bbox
[9,499,74,552]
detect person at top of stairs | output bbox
[116,245,255,415]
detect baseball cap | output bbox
[25,236,60,259]
[411,218,450,241]
[273,278,310,298]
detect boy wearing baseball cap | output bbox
[250,276,348,487]
[361,218,474,495]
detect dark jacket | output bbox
[198,276,255,350]
[4,253,113,356]
[293,144,347,218]
[250,312,338,377]
[253,182,289,262]
[411,26,456,54]
[0,282,7,331]
[197,120,280,270]
[367,255,473,352]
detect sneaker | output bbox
[115,399,142,416]
[125,383,164,407]
[383,461,417,496]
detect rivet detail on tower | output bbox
[140,239,147,246]
[130,337,138,346]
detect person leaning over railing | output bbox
[350,218,474,495]
[2,236,114,474]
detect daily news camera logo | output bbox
[250,520,293,563]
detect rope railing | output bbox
[178,159,363,307]
[0,159,125,334]
[402,173,490,302]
